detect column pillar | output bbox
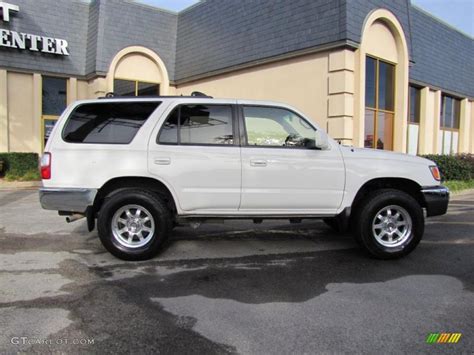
[88,77,107,98]
[33,74,42,154]
[418,87,432,154]
[470,101,474,153]
[327,49,355,145]
[67,77,78,104]
[458,98,471,153]
[0,70,8,152]
[432,90,442,154]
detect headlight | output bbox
[429,165,441,181]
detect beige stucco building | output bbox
[0,0,473,155]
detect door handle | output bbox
[154,157,171,165]
[250,159,267,167]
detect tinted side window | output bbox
[158,107,179,144]
[243,106,316,148]
[181,105,233,145]
[157,105,234,145]
[63,102,160,144]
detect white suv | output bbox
[39,95,449,260]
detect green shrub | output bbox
[0,152,40,180]
[421,154,472,181]
[457,153,474,177]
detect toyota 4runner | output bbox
[39,95,449,260]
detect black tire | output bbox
[353,188,424,259]
[97,189,172,261]
[323,218,342,233]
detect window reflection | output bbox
[42,76,67,150]
[439,94,461,154]
[138,82,159,96]
[243,106,316,148]
[365,57,376,108]
[180,105,234,145]
[440,95,460,130]
[114,79,136,97]
[364,56,395,150]
[158,108,179,144]
[158,105,234,145]
[42,77,67,116]
[377,112,394,150]
[409,86,420,124]
[378,61,395,111]
[114,79,159,97]
[63,102,160,144]
[364,109,375,148]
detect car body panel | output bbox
[42,97,443,217]
[339,146,440,213]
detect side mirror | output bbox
[315,130,330,150]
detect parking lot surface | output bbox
[0,188,473,354]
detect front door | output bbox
[239,104,345,215]
[149,102,241,213]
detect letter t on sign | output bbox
[0,2,19,22]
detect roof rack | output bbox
[99,91,213,99]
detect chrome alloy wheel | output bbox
[111,204,155,248]
[372,205,412,248]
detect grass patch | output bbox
[0,152,40,181]
[3,169,41,181]
[444,180,474,193]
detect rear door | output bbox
[148,100,242,213]
[238,104,345,214]
[45,100,161,189]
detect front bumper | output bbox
[39,187,97,213]
[421,186,450,217]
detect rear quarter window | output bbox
[62,102,160,144]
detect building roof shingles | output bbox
[0,0,471,98]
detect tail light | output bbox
[40,152,51,179]
[429,165,441,181]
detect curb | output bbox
[450,188,474,197]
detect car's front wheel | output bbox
[97,189,172,261]
[353,189,424,259]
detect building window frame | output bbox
[439,94,461,154]
[41,76,68,150]
[113,77,160,97]
[364,55,396,150]
[406,84,421,154]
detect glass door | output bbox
[42,76,67,149]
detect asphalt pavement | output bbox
[0,188,473,354]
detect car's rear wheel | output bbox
[353,189,424,259]
[98,189,172,261]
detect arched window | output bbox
[107,46,170,96]
[357,10,409,152]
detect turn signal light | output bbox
[430,165,441,181]
[40,152,51,180]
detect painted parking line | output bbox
[421,239,474,245]
[426,221,474,225]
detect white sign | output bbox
[0,1,69,56]
[0,1,18,22]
